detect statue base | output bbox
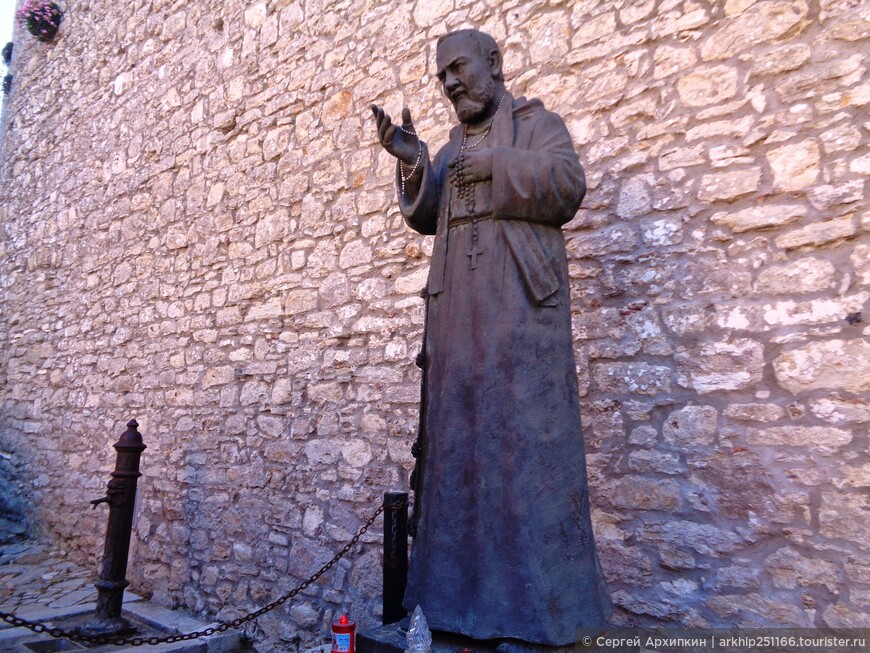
[357,623,637,653]
[76,614,136,637]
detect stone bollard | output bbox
[79,419,146,637]
[382,492,409,625]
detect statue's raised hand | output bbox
[371,105,420,165]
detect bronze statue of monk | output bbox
[371,29,611,648]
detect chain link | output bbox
[0,502,385,647]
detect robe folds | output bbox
[396,94,612,646]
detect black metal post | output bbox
[383,492,408,625]
[79,419,146,637]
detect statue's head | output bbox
[436,29,506,124]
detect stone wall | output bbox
[1,0,868,649]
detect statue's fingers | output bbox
[383,124,397,145]
[378,114,393,142]
[371,106,386,135]
[402,107,414,128]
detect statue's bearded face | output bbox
[436,35,497,124]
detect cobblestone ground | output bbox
[0,540,98,617]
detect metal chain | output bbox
[0,502,385,647]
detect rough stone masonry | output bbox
[0,0,868,650]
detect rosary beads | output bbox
[400,140,424,199]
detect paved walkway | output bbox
[0,539,243,652]
[0,540,99,618]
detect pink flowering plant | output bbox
[16,0,64,43]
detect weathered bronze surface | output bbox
[79,419,146,638]
[383,492,409,625]
[371,29,612,647]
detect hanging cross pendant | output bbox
[467,242,484,270]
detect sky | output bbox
[1,0,12,43]
[1,0,14,69]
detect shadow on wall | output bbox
[0,451,27,543]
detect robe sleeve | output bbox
[490,110,586,227]
[396,142,440,236]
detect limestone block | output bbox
[705,594,812,627]
[832,463,870,489]
[339,439,373,468]
[747,425,852,453]
[852,243,870,285]
[698,168,761,202]
[767,140,820,192]
[289,602,320,628]
[304,439,341,466]
[774,339,870,393]
[819,122,862,153]
[394,267,428,295]
[616,177,652,219]
[653,45,698,80]
[807,180,864,210]
[661,306,711,335]
[652,7,710,38]
[268,379,292,407]
[628,450,684,474]
[828,11,870,41]
[819,491,870,551]
[256,416,286,439]
[755,292,867,326]
[675,339,764,393]
[240,381,269,406]
[619,0,655,25]
[641,218,683,246]
[629,425,658,446]
[810,397,870,424]
[571,11,616,48]
[677,65,739,107]
[528,11,571,62]
[715,563,760,590]
[692,450,776,519]
[246,298,283,321]
[663,405,718,447]
[161,12,187,41]
[202,366,235,389]
[851,153,870,175]
[566,224,638,258]
[244,3,267,28]
[822,604,870,628]
[747,43,811,79]
[700,1,809,60]
[285,289,318,315]
[279,2,304,32]
[774,215,857,249]
[754,258,836,294]
[287,538,332,579]
[659,144,705,170]
[723,403,785,422]
[612,589,678,619]
[338,240,373,269]
[598,539,654,587]
[710,203,805,233]
[765,547,840,592]
[592,362,672,395]
[206,183,225,207]
[641,520,743,556]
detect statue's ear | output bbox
[488,49,503,79]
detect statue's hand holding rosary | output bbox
[371,105,425,197]
[371,101,494,198]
